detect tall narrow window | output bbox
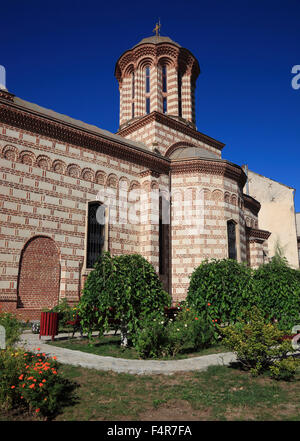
[87,202,105,268]
[131,72,135,99]
[227,220,237,260]
[163,97,167,114]
[145,66,150,93]
[132,102,135,119]
[146,97,150,114]
[162,65,167,92]
[159,195,170,275]
[178,73,182,117]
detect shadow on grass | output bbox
[46,374,80,421]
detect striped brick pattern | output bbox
[0,124,166,319]
[170,171,247,302]
[167,66,179,116]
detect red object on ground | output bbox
[281,334,297,341]
[39,312,58,341]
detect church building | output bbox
[0,31,272,320]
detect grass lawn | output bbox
[49,364,300,421]
[46,334,228,360]
[3,363,300,421]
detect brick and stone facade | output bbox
[0,35,271,320]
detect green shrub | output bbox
[167,305,217,356]
[187,259,254,325]
[0,347,76,419]
[252,255,300,330]
[0,348,26,410]
[132,311,169,359]
[269,357,300,381]
[78,252,171,345]
[50,298,77,330]
[220,307,296,378]
[0,311,23,347]
[133,305,217,359]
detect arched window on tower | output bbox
[145,66,150,93]
[145,66,151,114]
[178,72,182,117]
[131,72,135,118]
[227,220,237,260]
[132,72,135,99]
[163,97,167,114]
[162,65,167,92]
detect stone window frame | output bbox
[226,218,241,262]
[82,200,109,276]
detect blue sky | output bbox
[1,0,299,211]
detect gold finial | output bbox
[153,19,161,36]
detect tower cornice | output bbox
[115,40,200,83]
[117,111,225,152]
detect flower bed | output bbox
[0,346,75,419]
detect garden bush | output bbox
[132,310,169,358]
[220,307,298,378]
[0,347,76,419]
[269,357,300,381]
[186,259,254,325]
[0,310,23,347]
[49,298,78,331]
[252,255,300,330]
[78,252,171,345]
[133,304,217,359]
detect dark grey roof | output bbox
[133,35,181,48]
[12,96,148,152]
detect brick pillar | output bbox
[139,171,159,273]
[167,66,179,116]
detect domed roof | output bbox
[133,35,181,48]
[168,146,219,160]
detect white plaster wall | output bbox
[246,170,299,268]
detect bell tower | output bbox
[114,33,200,131]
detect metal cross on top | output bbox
[153,20,161,36]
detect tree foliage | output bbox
[186,258,254,325]
[78,252,171,343]
[252,255,300,330]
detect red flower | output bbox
[195,317,198,320]
[207,303,211,306]
[11,385,15,389]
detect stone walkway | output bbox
[19,331,237,376]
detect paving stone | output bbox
[18,332,237,376]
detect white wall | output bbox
[246,170,299,268]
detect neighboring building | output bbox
[244,169,299,268]
[0,33,274,320]
[296,213,300,265]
